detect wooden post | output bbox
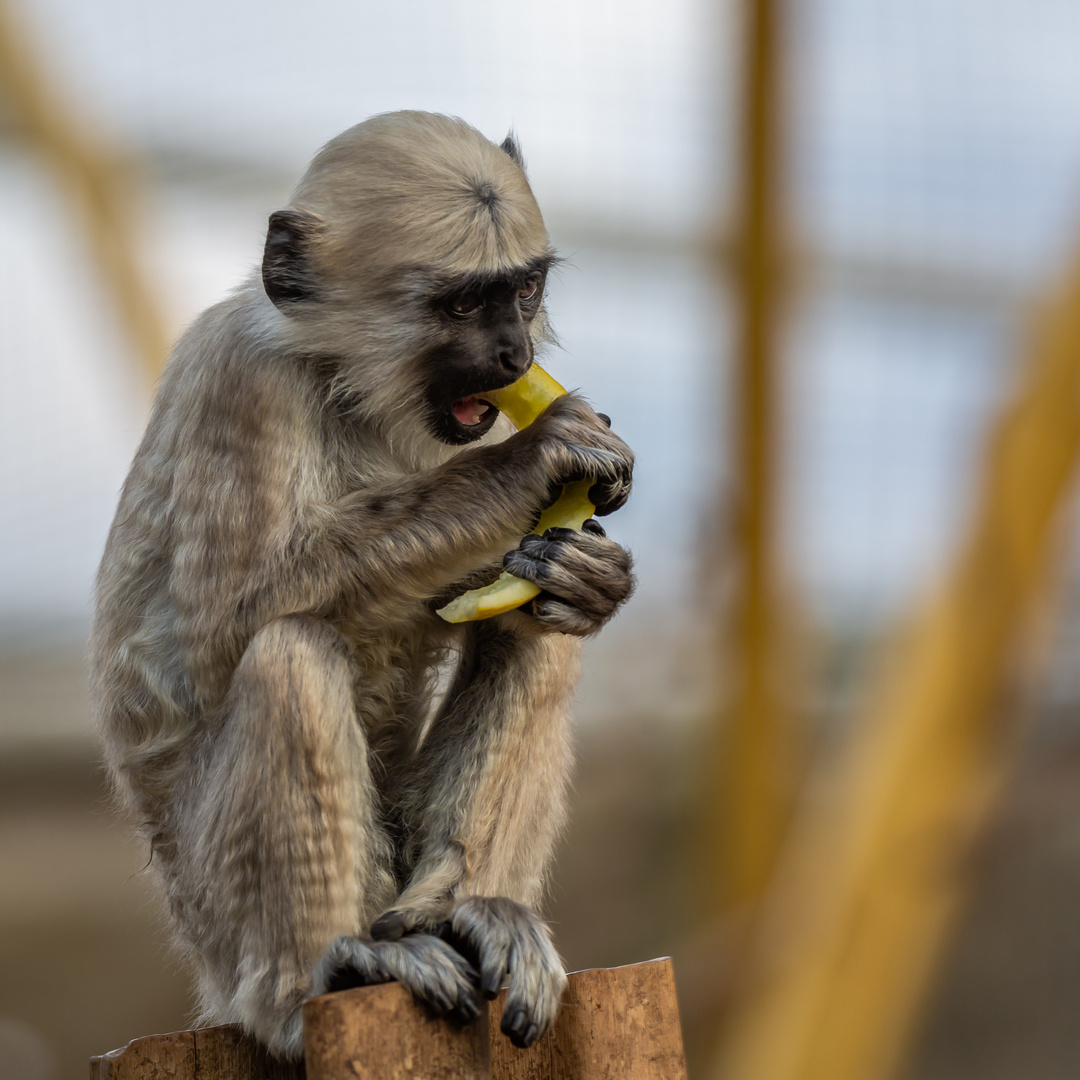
[90,959,687,1080]
[303,981,492,1080]
[89,1026,303,1080]
[489,959,687,1080]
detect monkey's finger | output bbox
[446,899,512,999]
[437,919,490,991]
[372,936,483,1019]
[311,935,392,996]
[588,475,632,516]
[508,533,634,610]
[371,910,411,941]
[528,595,601,637]
[538,520,608,543]
[504,549,611,616]
[447,897,566,1049]
[480,940,512,1000]
[500,941,566,1048]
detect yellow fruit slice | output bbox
[436,365,596,623]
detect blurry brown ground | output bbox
[3,644,1080,1080]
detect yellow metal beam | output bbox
[0,0,169,386]
[704,0,796,912]
[710,250,1080,1080]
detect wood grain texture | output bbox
[90,1031,196,1080]
[89,960,686,1080]
[192,1026,306,1079]
[89,1026,303,1080]
[303,981,492,1080]
[489,959,687,1080]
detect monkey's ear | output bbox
[500,133,526,171]
[262,209,323,310]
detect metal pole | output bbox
[0,0,170,388]
[705,0,794,912]
[711,249,1080,1080]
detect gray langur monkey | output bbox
[91,111,634,1057]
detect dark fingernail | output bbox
[530,597,552,620]
[482,971,503,999]
[502,1009,527,1037]
[597,412,611,427]
[370,913,405,941]
[522,1023,540,1047]
[582,518,605,536]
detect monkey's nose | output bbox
[496,345,529,377]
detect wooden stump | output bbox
[303,981,491,1080]
[89,1026,303,1080]
[488,960,687,1080]
[90,958,687,1080]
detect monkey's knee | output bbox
[225,616,358,746]
[234,616,352,696]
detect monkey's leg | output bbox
[372,620,578,1047]
[180,615,478,1055]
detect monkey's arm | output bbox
[244,395,633,625]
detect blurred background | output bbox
[4,0,1080,1077]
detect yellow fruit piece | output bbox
[436,365,596,623]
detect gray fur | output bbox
[90,111,634,1057]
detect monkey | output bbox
[90,111,634,1058]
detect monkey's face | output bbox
[260,114,556,460]
[421,261,550,445]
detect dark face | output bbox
[422,259,551,444]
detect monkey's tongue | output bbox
[452,396,492,426]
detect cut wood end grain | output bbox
[90,958,687,1080]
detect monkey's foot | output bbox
[442,896,567,1048]
[310,934,483,1024]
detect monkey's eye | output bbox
[518,278,541,302]
[448,294,481,317]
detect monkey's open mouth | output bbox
[431,393,501,444]
[451,396,493,427]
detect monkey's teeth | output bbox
[452,396,492,426]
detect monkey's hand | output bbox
[440,896,567,1049]
[516,394,633,518]
[437,396,633,624]
[502,520,634,636]
[310,934,483,1025]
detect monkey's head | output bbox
[261,112,557,453]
